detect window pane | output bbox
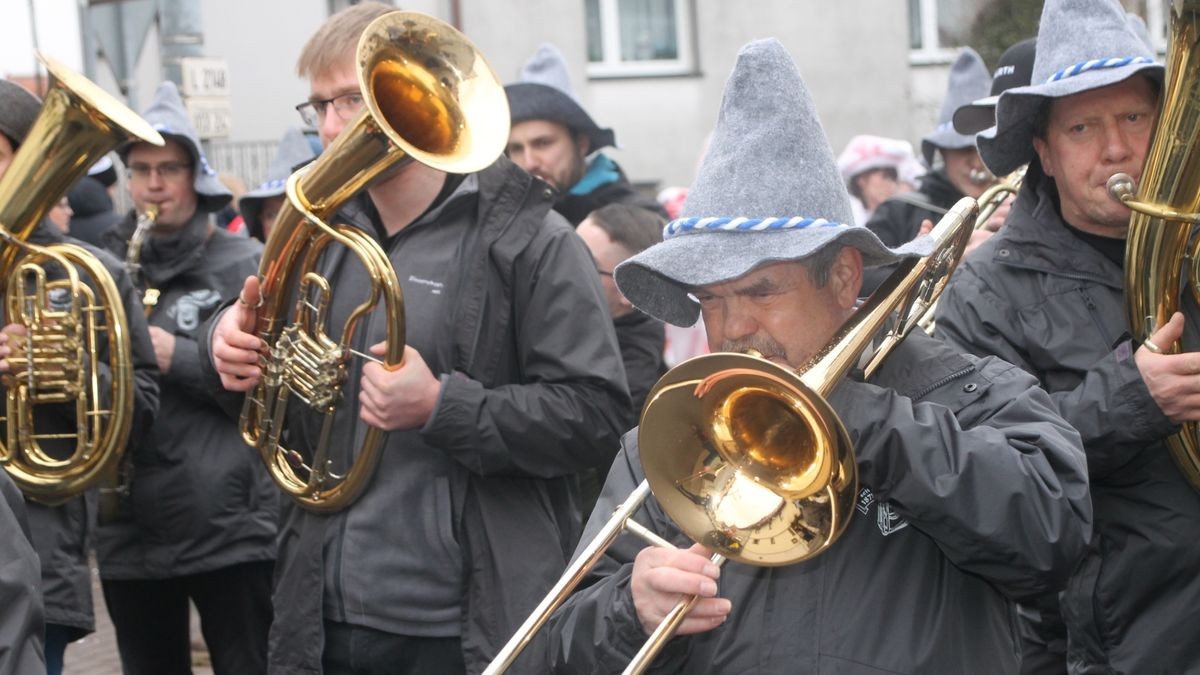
[908,0,923,49]
[617,0,679,62]
[936,0,990,49]
[585,0,603,62]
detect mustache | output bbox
[719,335,788,360]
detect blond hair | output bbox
[296,1,395,79]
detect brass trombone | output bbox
[239,11,509,511]
[0,54,164,504]
[484,198,979,674]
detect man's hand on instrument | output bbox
[631,543,730,636]
[0,323,28,378]
[359,344,441,431]
[212,275,262,391]
[1135,312,1200,423]
[148,326,176,373]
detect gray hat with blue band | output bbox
[240,127,317,239]
[977,0,1163,177]
[920,48,992,166]
[118,81,232,213]
[614,38,932,328]
[505,43,616,152]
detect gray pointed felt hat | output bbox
[920,48,992,166]
[118,81,232,213]
[977,0,1162,177]
[240,127,318,240]
[504,43,616,152]
[614,39,931,328]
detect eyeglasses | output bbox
[127,161,191,182]
[295,92,365,127]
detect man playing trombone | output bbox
[532,38,1091,674]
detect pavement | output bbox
[63,565,213,675]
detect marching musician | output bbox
[0,467,42,675]
[97,81,274,674]
[0,78,160,675]
[503,44,667,226]
[206,3,631,673]
[538,38,1091,674]
[935,0,1200,672]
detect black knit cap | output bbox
[0,79,42,149]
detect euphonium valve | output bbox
[0,54,163,504]
[240,11,509,512]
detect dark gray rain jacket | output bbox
[10,222,159,635]
[98,211,276,579]
[198,157,632,674]
[0,470,44,675]
[935,166,1200,674]
[537,330,1091,674]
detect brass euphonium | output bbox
[484,198,979,674]
[240,11,509,512]
[0,54,163,504]
[1107,0,1200,489]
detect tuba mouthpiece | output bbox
[1107,173,1137,202]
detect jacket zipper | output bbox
[910,366,976,400]
[1076,287,1116,347]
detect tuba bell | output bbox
[0,54,164,505]
[240,11,509,512]
[483,198,979,674]
[1107,0,1200,489]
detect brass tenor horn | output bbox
[1107,0,1200,489]
[484,198,979,674]
[240,11,509,512]
[0,54,164,504]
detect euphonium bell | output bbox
[0,54,163,505]
[240,11,509,512]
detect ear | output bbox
[575,133,592,158]
[1031,135,1054,178]
[828,246,864,308]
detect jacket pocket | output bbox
[433,475,462,563]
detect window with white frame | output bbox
[909,0,1167,63]
[585,0,695,78]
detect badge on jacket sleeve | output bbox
[856,487,910,536]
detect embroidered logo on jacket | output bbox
[167,289,222,331]
[856,487,909,536]
[407,275,444,295]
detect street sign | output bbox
[186,97,233,139]
[180,57,230,97]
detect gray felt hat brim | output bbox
[615,227,933,327]
[921,123,978,166]
[978,63,1162,176]
[505,82,615,152]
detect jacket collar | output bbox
[988,162,1123,289]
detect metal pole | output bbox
[158,0,204,86]
[28,0,43,94]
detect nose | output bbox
[320,110,344,147]
[719,300,758,345]
[1100,120,1134,164]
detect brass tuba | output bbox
[1107,0,1200,489]
[240,11,509,512]
[483,198,979,674]
[0,54,163,504]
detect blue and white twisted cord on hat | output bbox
[1046,56,1155,83]
[663,216,846,240]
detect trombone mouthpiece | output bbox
[969,168,992,185]
[1107,173,1137,202]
